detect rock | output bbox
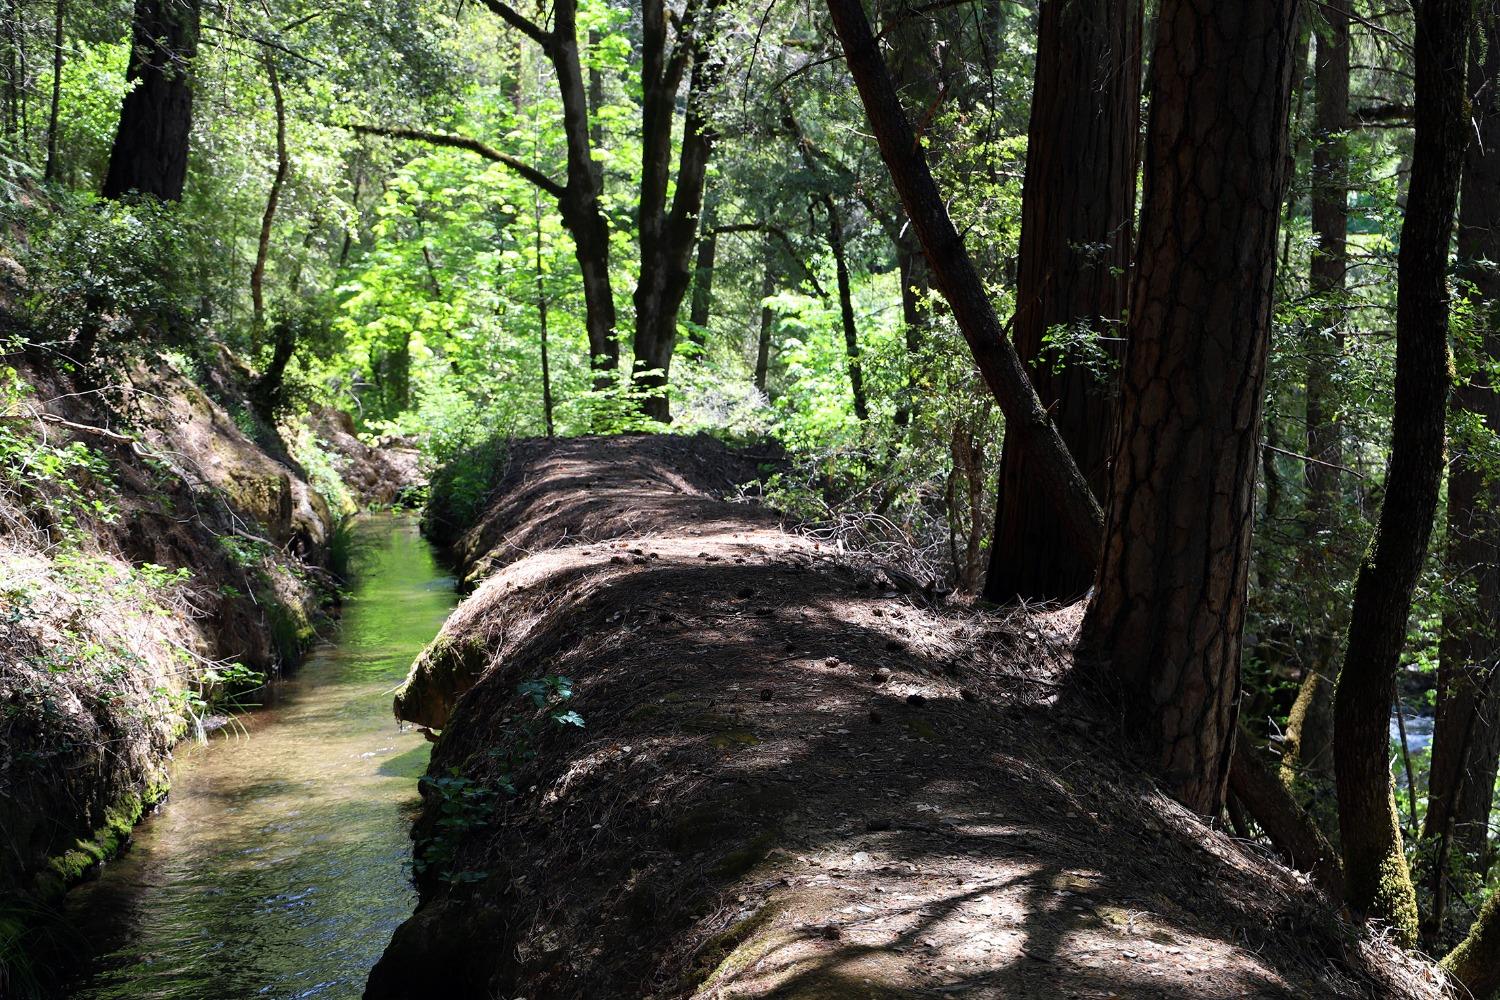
[873,667,892,684]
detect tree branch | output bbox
[350,124,567,199]
[474,0,552,46]
[710,222,828,297]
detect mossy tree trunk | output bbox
[1422,0,1500,948]
[1332,0,1469,944]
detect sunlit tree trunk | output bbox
[103,0,199,201]
[1333,0,1468,945]
[985,0,1141,604]
[1080,0,1299,815]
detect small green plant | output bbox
[414,674,583,885]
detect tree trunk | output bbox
[1333,0,1468,945]
[545,0,618,385]
[1422,1,1500,947]
[687,193,718,345]
[43,0,62,181]
[1229,728,1345,900]
[103,0,200,201]
[1305,0,1348,514]
[1282,0,1349,839]
[1443,889,1500,1000]
[631,0,722,422]
[823,194,867,421]
[250,51,289,347]
[985,0,1141,605]
[892,238,928,427]
[1079,0,1299,816]
[754,234,774,392]
[827,0,1104,569]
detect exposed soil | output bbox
[368,435,1449,999]
[0,351,334,909]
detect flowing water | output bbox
[65,515,454,1000]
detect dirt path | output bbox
[367,435,1446,1000]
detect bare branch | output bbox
[474,0,552,46]
[350,124,567,199]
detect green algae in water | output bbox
[64,516,457,1000]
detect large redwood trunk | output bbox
[102,0,200,201]
[1333,0,1468,944]
[1080,0,1299,815]
[826,0,1104,570]
[1421,1,1500,946]
[984,0,1140,605]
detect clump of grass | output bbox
[328,512,358,582]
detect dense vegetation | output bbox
[5,0,1500,993]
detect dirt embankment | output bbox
[368,435,1447,1000]
[0,351,339,911]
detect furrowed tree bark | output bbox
[1422,1,1500,947]
[632,0,722,421]
[103,0,200,201]
[1333,0,1468,945]
[543,0,617,386]
[984,0,1141,605]
[1079,0,1299,815]
[826,0,1103,569]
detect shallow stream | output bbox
[65,515,454,1000]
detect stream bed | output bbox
[65,515,455,1000]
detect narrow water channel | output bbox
[65,515,455,1000]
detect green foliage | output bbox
[414,674,583,885]
[0,367,117,538]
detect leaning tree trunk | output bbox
[1079,0,1299,816]
[985,0,1141,605]
[826,0,1104,570]
[1443,888,1500,999]
[1333,0,1468,945]
[102,0,200,201]
[1421,0,1500,947]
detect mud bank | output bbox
[368,435,1445,1000]
[0,348,399,934]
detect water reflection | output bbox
[66,515,453,1000]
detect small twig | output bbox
[1263,443,1366,480]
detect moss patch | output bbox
[35,774,169,901]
